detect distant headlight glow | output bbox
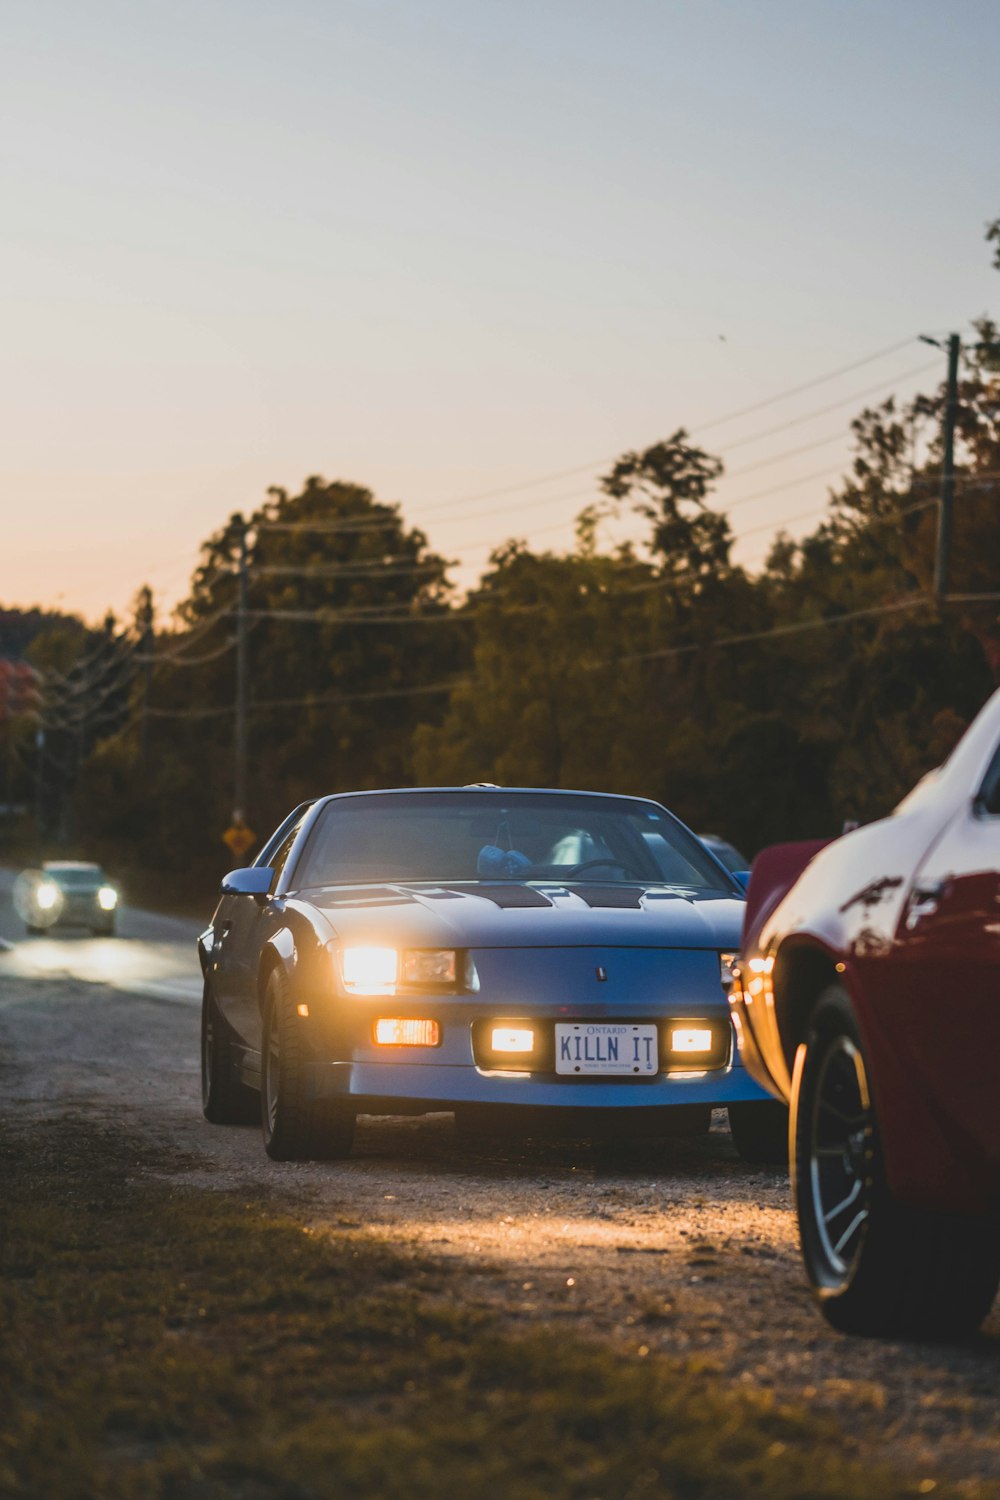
[341,946,399,995]
[36,882,58,911]
[98,886,118,911]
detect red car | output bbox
[732,688,1000,1340]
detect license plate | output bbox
[555,1022,658,1076]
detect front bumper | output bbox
[289,943,772,1113]
[303,1053,769,1110]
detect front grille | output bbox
[471,1016,731,1075]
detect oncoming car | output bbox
[19,861,119,936]
[732,687,1000,1340]
[199,786,780,1162]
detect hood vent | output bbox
[572,886,645,910]
[444,884,554,909]
[320,886,416,908]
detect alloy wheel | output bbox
[808,1034,874,1280]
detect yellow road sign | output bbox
[222,821,256,858]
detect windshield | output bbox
[47,866,104,889]
[292,791,735,893]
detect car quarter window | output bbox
[269,817,307,885]
[977,741,1000,815]
[255,802,315,869]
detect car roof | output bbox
[313,786,666,807]
[43,861,103,873]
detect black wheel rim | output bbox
[808,1034,873,1280]
[264,994,281,1135]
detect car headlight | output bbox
[98,886,118,911]
[339,946,475,996]
[402,949,457,986]
[36,882,59,911]
[340,946,399,995]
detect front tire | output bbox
[202,982,258,1124]
[261,967,355,1161]
[728,1100,790,1165]
[792,983,1000,1340]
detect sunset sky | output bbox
[4,0,998,623]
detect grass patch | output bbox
[0,1117,964,1499]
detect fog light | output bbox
[491,1026,535,1054]
[36,882,58,911]
[670,1027,713,1054]
[374,1018,439,1047]
[98,886,118,911]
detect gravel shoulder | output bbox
[2,967,998,1492]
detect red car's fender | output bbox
[737,698,1000,1215]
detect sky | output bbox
[3,0,998,623]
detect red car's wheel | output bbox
[792,984,1000,1340]
[261,967,355,1162]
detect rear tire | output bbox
[201,983,258,1124]
[728,1100,790,1165]
[792,983,1000,1340]
[261,967,355,1161]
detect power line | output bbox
[146,677,468,720]
[250,561,444,580]
[715,359,940,457]
[614,597,934,665]
[414,335,921,518]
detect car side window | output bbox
[270,818,306,887]
[977,742,1000,816]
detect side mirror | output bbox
[221,866,274,898]
[733,870,751,892]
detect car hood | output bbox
[290,883,743,950]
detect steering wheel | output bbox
[562,857,642,879]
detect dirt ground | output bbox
[2,969,998,1491]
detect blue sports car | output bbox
[199,787,782,1162]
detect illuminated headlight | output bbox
[374,1018,439,1047]
[341,946,398,995]
[36,882,59,911]
[402,949,457,986]
[491,1026,535,1054]
[719,952,738,990]
[670,1026,714,1054]
[98,886,118,911]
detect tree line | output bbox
[3,223,999,893]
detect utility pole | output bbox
[136,584,154,767]
[234,515,249,822]
[34,725,45,843]
[933,333,961,598]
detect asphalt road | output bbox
[0,865,204,1004]
[1,870,998,1489]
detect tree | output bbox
[78,477,464,877]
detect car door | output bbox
[213,811,308,1043]
[889,737,1000,1151]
